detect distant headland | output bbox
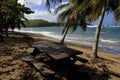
[24,19,60,27]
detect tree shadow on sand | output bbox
[48,63,110,80]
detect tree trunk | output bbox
[0,28,4,33]
[5,27,9,37]
[91,6,106,60]
[0,33,4,42]
[60,26,69,44]
[0,28,4,42]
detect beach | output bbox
[0,31,120,80]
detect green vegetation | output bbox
[24,19,58,27]
[0,0,33,41]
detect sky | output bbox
[18,0,115,25]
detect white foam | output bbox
[38,31,53,35]
[87,25,97,28]
[100,38,118,43]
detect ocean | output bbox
[15,25,120,54]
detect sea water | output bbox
[15,25,120,54]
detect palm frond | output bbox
[114,7,120,21]
[54,3,70,14]
[57,7,72,23]
[46,0,62,12]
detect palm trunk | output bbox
[60,26,69,44]
[91,6,106,59]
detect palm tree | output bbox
[90,0,107,59]
[90,0,120,60]
[55,0,90,44]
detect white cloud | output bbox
[18,0,26,5]
[18,0,46,6]
[26,0,46,6]
[25,9,58,22]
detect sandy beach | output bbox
[0,31,120,80]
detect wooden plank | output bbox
[73,56,88,63]
[29,60,55,77]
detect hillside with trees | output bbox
[24,19,59,27]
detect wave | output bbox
[38,31,53,35]
[87,25,97,28]
[15,29,52,34]
[39,31,63,40]
[14,29,36,33]
[106,25,120,27]
[88,25,120,28]
[100,38,119,43]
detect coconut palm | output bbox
[89,0,120,60]
[55,0,91,44]
[89,0,107,59]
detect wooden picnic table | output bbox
[29,41,84,78]
[31,41,83,60]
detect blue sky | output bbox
[18,0,115,25]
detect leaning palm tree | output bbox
[55,0,90,44]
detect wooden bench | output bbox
[28,60,55,77]
[25,53,55,77]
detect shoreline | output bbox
[15,29,120,55]
[21,31,120,55]
[17,26,120,55]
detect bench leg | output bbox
[31,48,43,56]
[44,75,55,80]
